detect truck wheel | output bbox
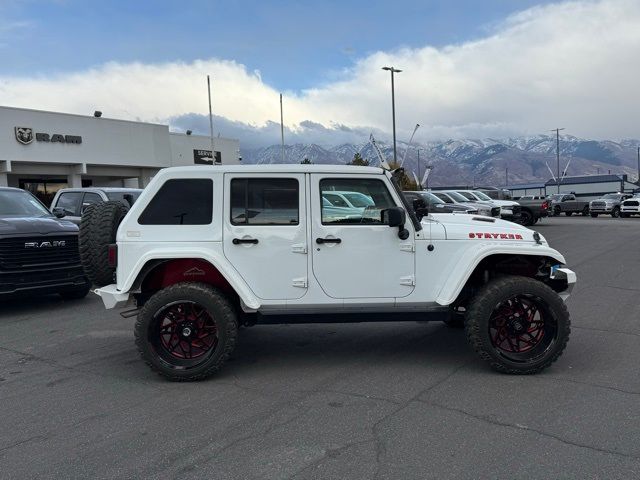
[465,276,570,374]
[519,210,534,226]
[79,201,129,287]
[611,207,620,218]
[581,206,589,216]
[590,213,598,218]
[553,206,561,216]
[565,211,572,217]
[135,282,238,381]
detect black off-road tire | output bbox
[79,201,129,287]
[465,275,570,374]
[590,213,598,218]
[135,283,238,381]
[519,209,534,227]
[581,206,590,216]
[611,207,620,218]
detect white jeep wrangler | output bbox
[81,165,576,381]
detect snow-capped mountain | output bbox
[240,135,640,186]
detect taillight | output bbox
[108,244,117,268]
[542,201,548,209]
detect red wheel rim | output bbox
[153,301,218,361]
[489,295,547,355]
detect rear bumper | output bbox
[95,284,130,309]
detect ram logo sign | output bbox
[15,127,34,145]
[24,240,66,248]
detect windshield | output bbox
[433,192,452,204]
[549,194,564,200]
[0,190,52,217]
[420,192,445,204]
[445,191,471,202]
[602,194,620,199]
[473,191,493,201]
[456,191,476,201]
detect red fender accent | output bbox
[142,259,233,293]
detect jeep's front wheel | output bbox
[135,283,238,381]
[465,276,570,374]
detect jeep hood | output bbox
[425,214,544,243]
[0,217,79,236]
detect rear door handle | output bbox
[316,237,341,244]
[232,238,259,245]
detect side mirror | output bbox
[382,207,410,240]
[52,207,66,218]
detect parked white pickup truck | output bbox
[80,165,575,381]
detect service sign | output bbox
[193,149,221,165]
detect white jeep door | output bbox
[223,174,308,300]
[310,174,415,299]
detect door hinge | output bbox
[399,275,415,286]
[291,243,307,254]
[292,277,308,288]
[400,243,415,252]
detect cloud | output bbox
[1,0,639,145]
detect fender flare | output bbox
[435,244,566,306]
[120,248,261,310]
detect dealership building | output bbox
[1,106,240,204]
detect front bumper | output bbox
[95,284,130,309]
[589,205,614,213]
[0,265,87,297]
[621,206,640,214]
[550,267,577,301]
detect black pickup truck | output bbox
[0,187,90,299]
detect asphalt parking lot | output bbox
[1,216,639,479]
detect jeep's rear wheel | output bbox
[79,201,129,287]
[135,283,237,381]
[465,276,570,374]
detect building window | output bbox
[138,179,213,225]
[230,178,299,225]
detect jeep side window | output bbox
[230,178,299,225]
[320,178,395,224]
[138,179,213,225]
[56,192,83,215]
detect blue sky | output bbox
[3,0,553,90]
[2,1,639,143]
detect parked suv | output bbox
[589,193,633,218]
[455,190,521,222]
[0,187,90,299]
[431,191,500,217]
[403,191,478,215]
[50,187,142,224]
[84,165,575,381]
[620,194,640,217]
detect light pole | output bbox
[551,128,565,193]
[416,148,422,188]
[382,66,402,163]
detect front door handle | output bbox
[232,238,259,245]
[316,237,341,244]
